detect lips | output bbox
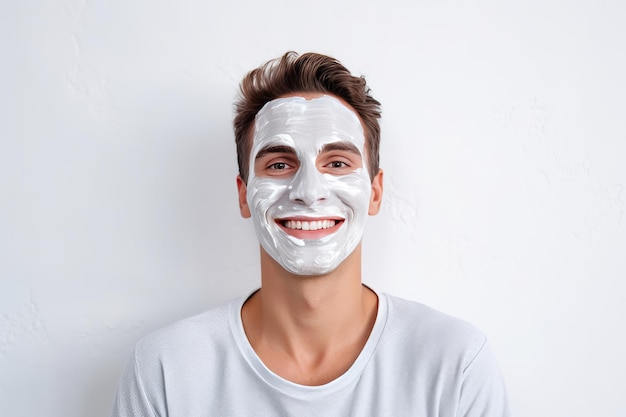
[275,217,344,239]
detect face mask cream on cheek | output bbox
[246,95,372,275]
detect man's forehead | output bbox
[254,95,364,136]
[252,95,365,155]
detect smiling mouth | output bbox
[275,217,344,238]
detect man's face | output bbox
[243,95,374,275]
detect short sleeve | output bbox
[457,339,512,417]
[109,347,158,417]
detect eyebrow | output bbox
[320,142,362,156]
[254,145,297,160]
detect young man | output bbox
[110,52,511,416]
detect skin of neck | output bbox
[241,243,378,383]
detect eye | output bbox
[327,161,349,169]
[269,162,292,170]
[318,154,359,176]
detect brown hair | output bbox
[233,51,381,182]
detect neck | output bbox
[241,244,378,385]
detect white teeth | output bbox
[283,220,337,230]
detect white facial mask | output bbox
[246,95,372,275]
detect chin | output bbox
[284,263,339,277]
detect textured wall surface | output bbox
[2,0,625,416]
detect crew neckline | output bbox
[228,288,389,399]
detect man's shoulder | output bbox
[133,299,236,362]
[373,294,510,415]
[381,293,487,362]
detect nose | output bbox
[288,163,330,206]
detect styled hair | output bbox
[233,51,381,182]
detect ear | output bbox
[368,169,383,215]
[236,175,251,218]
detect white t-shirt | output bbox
[110,292,511,417]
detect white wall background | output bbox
[2,0,625,415]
